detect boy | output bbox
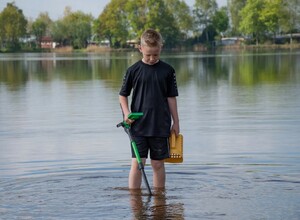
[119,29,180,189]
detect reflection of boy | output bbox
[130,189,167,219]
[119,29,180,189]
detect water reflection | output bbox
[1,50,299,91]
[0,50,299,219]
[0,60,28,90]
[130,188,184,219]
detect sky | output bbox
[0,0,227,20]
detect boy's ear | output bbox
[138,45,143,52]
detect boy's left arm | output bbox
[167,97,180,136]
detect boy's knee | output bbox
[151,160,164,171]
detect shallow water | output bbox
[0,50,300,219]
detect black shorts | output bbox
[131,136,169,160]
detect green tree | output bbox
[0,3,27,50]
[228,0,246,35]
[32,20,47,47]
[239,0,265,45]
[52,7,93,49]
[32,13,52,47]
[125,0,182,47]
[95,0,129,48]
[67,11,93,49]
[260,0,282,43]
[96,0,181,48]
[125,0,147,39]
[144,0,181,47]
[0,16,4,48]
[280,0,300,44]
[51,19,68,46]
[164,0,194,39]
[212,6,229,38]
[193,0,217,43]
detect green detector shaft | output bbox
[116,112,152,196]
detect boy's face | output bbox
[139,45,161,65]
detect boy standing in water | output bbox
[119,29,180,189]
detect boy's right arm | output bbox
[119,95,133,124]
[168,97,180,136]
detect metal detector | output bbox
[117,112,152,196]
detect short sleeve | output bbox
[119,69,133,97]
[167,70,179,97]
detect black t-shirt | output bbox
[119,60,178,137]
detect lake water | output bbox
[0,50,300,219]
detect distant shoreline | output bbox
[53,43,300,53]
[1,43,300,53]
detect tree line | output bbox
[0,0,299,51]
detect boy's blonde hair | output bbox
[140,29,163,47]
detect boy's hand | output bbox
[124,113,134,125]
[171,123,180,136]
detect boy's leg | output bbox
[129,158,146,189]
[151,159,165,188]
[149,137,169,188]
